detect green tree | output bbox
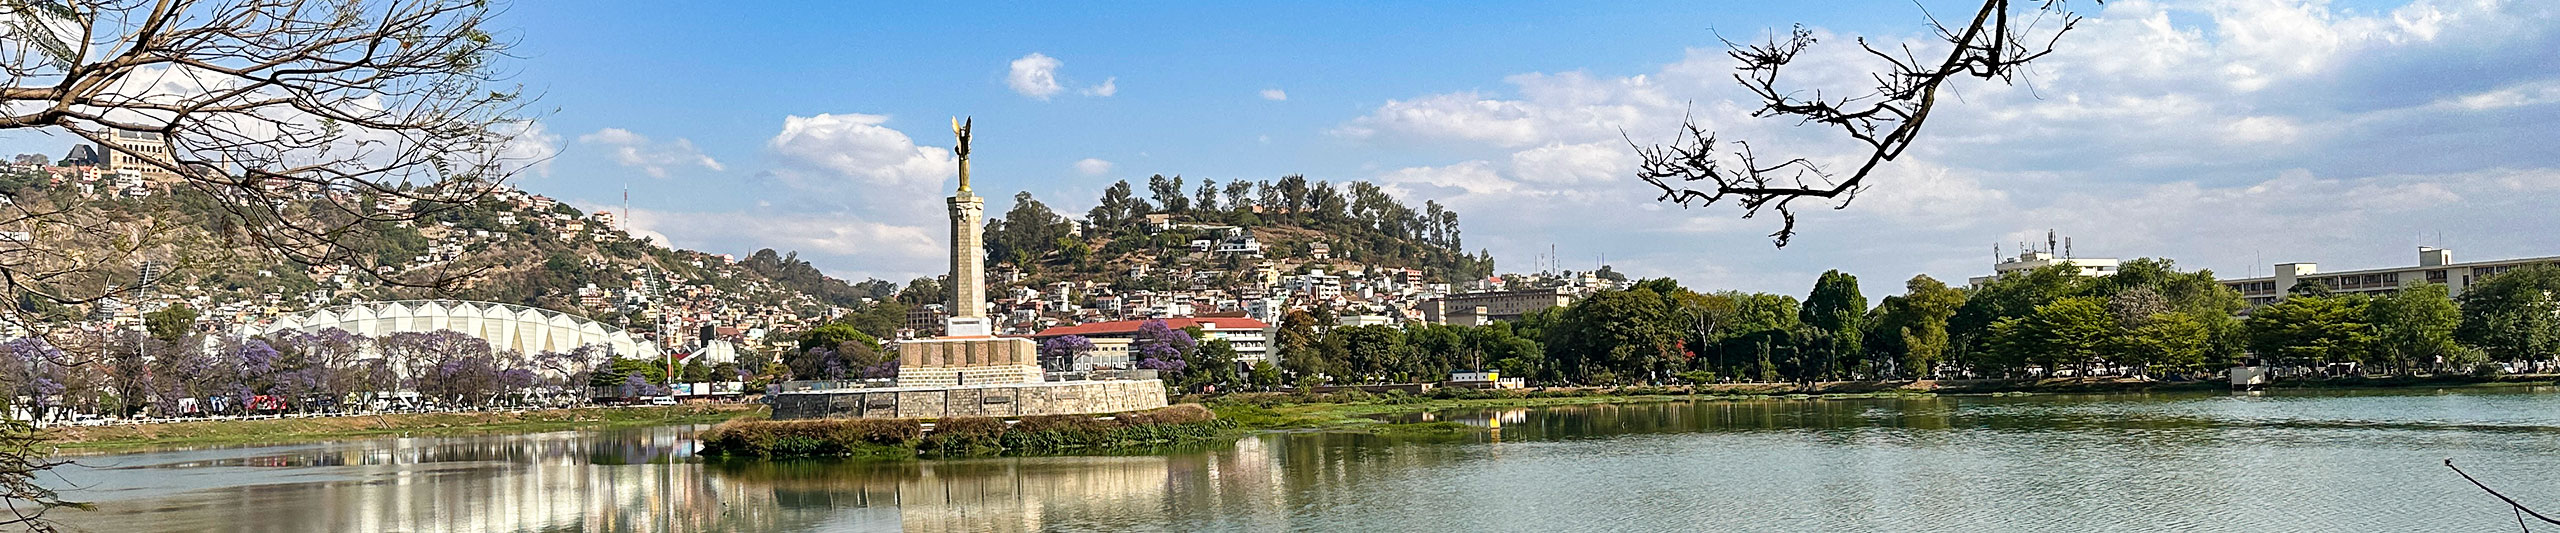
[1553,288,1678,384]
[2245,294,2372,368]
[1247,360,1284,390]
[2455,265,2560,364]
[2369,283,2462,375]
[1988,297,2114,377]
[1951,265,2091,373]
[987,191,1073,267]
[1188,339,1242,391]
[145,304,200,343]
[1276,309,1328,384]
[1800,270,1866,378]
[1867,275,1966,379]
[2116,312,2212,376]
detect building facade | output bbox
[1968,250,2121,287]
[2219,247,2556,306]
[101,130,175,181]
[1030,317,1274,371]
[1420,287,1575,325]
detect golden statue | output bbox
[951,116,973,193]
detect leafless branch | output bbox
[1632,0,2090,246]
[2449,459,2560,532]
[0,0,534,526]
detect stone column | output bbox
[948,193,986,319]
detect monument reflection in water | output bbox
[59,424,1293,532]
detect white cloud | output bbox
[618,206,944,279]
[1507,142,1628,185]
[764,113,953,192]
[1074,158,1114,176]
[1328,0,2560,298]
[1009,53,1118,100]
[493,121,560,178]
[1008,53,1065,99]
[577,128,723,178]
[1260,89,1288,101]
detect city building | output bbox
[1419,287,1575,324]
[1030,317,1274,370]
[1969,250,2121,287]
[2220,247,2558,306]
[99,130,176,181]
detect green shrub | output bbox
[699,418,922,458]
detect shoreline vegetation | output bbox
[44,403,763,453]
[48,374,2559,455]
[696,404,1233,460]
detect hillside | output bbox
[981,174,1495,293]
[1,166,864,338]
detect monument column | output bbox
[944,117,991,336]
[948,194,985,319]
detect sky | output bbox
[7,0,2557,302]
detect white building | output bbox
[2220,247,2556,306]
[1968,250,2121,287]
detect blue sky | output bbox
[7,0,2555,301]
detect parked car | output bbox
[647,396,678,406]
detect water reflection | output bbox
[47,388,2560,532]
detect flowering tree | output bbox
[0,339,67,421]
[1133,320,1198,374]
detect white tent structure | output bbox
[244,300,659,358]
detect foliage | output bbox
[2369,283,2463,373]
[1988,297,2115,377]
[2455,265,2560,363]
[2245,293,2372,368]
[144,304,200,343]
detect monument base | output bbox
[768,379,1170,420]
[896,336,1041,387]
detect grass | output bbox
[48,403,766,453]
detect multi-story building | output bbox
[2220,247,2556,306]
[99,130,175,181]
[1968,250,2121,287]
[1030,317,1273,371]
[1419,287,1575,325]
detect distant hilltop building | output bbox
[2221,247,2556,306]
[98,130,176,181]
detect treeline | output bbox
[982,174,1495,283]
[1258,260,2560,387]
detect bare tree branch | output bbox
[2449,459,2560,532]
[0,0,537,526]
[1632,0,2090,246]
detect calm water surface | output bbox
[48,388,2560,532]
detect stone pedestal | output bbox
[896,336,1039,387]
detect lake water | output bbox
[48,388,2560,532]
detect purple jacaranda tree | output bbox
[1,338,67,420]
[618,374,669,398]
[267,328,367,411]
[1133,319,1198,374]
[856,359,899,380]
[380,331,501,407]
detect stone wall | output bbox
[770,379,1169,420]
